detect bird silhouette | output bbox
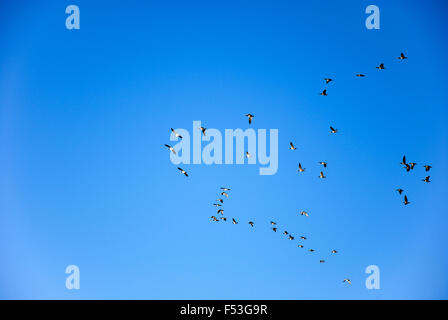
[318,171,326,179]
[396,188,404,195]
[398,53,408,60]
[300,211,309,217]
[221,191,229,198]
[376,63,385,70]
[272,227,277,232]
[343,279,351,285]
[199,126,206,136]
[423,165,432,172]
[422,176,431,183]
[356,74,366,77]
[289,142,297,150]
[324,78,333,84]
[177,167,188,177]
[403,195,410,205]
[232,218,238,225]
[320,89,328,96]
[318,161,327,168]
[298,163,306,173]
[170,128,183,139]
[245,114,254,124]
[330,126,338,133]
[248,221,254,227]
[164,144,176,154]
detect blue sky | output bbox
[1,0,448,299]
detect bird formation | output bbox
[397,155,432,205]
[165,52,428,287]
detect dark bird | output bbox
[288,235,295,241]
[221,187,231,191]
[318,161,327,168]
[177,167,188,177]
[319,260,325,263]
[330,126,338,133]
[217,209,224,215]
[289,142,297,150]
[245,114,254,124]
[270,221,277,225]
[213,203,222,207]
[283,231,289,235]
[331,249,338,254]
[300,236,307,240]
[324,78,333,84]
[409,162,417,169]
[232,218,238,225]
[423,165,432,172]
[298,163,306,173]
[396,188,404,195]
[300,211,309,217]
[211,216,219,222]
[170,128,183,139]
[343,278,351,285]
[404,164,411,172]
[245,151,252,159]
[356,74,366,77]
[164,144,176,154]
[318,171,326,179]
[220,217,227,221]
[376,63,385,70]
[248,221,254,227]
[216,198,224,203]
[398,53,408,60]
[199,126,206,136]
[320,89,328,96]
[221,191,229,198]
[422,176,431,183]
[309,249,315,252]
[272,227,277,232]
[298,245,304,248]
[403,195,410,205]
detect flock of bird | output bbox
[164,52,430,287]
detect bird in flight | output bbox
[248,221,254,227]
[300,211,309,217]
[216,198,224,203]
[309,249,315,252]
[376,63,385,70]
[221,191,229,198]
[245,151,252,158]
[217,209,224,215]
[324,78,333,84]
[199,126,206,136]
[423,165,432,172]
[330,126,338,133]
[409,162,417,170]
[245,114,254,124]
[298,163,306,173]
[422,176,431,183]
[320,89,328,96]
[404,163,411,172]
[356,74,366,77]
[396,188,404,195]
[211,216,219,222]
[272,227,277,232]
[319,260,325,263]
[289,142,297,150]
[213,203,222,207]
[343,278,351,285]
[331,249,338,254]
[170,128,183,139]
[300,236,307,240]
[288,235,295,241]
[318,171,326,179]
[164,144,176,154]
[177,167,188,177]
[298,245,304,248]
[221,187,231,191]
[283,231,289,235]
[232,218,238,225]
[318,161,327,168]
[270,221,277,225]
[398,53,408,60]
[403,195,410,205]
[400,155,407,165]
[220,217,227,221]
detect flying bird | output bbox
[217,209,224,215]
[245,114,254,124]
[298,163,306,173]
[318,161,327,168]
[403,195,410,205]
[324,78,333,84]
[300,211,309,217]
[309,249,315,252]
[343,278,351,285]
[356,74,366,77]
[320,89,328,96]
[319,260,325,263]
[199,126,206,136]
[248,221,254,227]
[216,198,224,203]
[221,191,229,198]
[330,126,338,133]
[220,217,227,221]
[422,176,431,183]
[270,221,277,225]
[283,231,289,235]
[221,187,231,191]
[300,236,307,240]
[404,164,411,172]
[318,171,326,179]
[272,227,277,232]
[164,144,176,154]
[398,53,408,60]
[177,167,188,177]
[423,165,432,172]
[288,235,295,240]
[289,142,297,150]
[245,151,252,158]
[213,203,222,207]
[331,250,338,254]
[409,162,417,169]
[400,155,407,165]
[170,128,183,139]
[298,245,304,248]
[376,63,385,70]
[211,216,219,222]
[232,218,238,225]
[396,188,404,195]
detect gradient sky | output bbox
[1,0,448,299]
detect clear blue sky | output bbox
[1,0,447,299]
